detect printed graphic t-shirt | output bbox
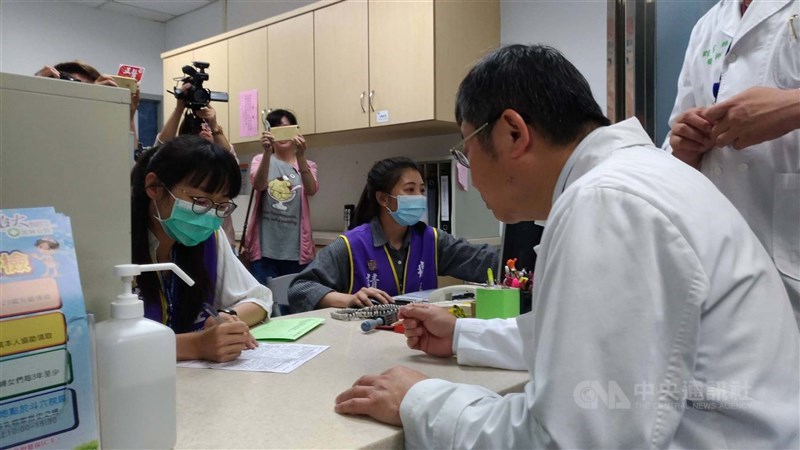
[259,155,302,261]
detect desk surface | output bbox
[176,309,529,449]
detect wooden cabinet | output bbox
[368,0,435,127]
[193,40,229,137]
[313,0,499,133]
[268,13,315,134]
[314,0,369,133]
[162,0,499,137]
[228,28,269,144]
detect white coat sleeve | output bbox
[454,318,527,371]
[399,187,710,449]
[662,22,704,151]
[215,231,273,316]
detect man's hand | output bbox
[399,303,456,358]
[334,366,429,426]
[669,107,714,168]
[705,86,800,150]
[350,287,394,308]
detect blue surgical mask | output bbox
[387,194,427,227]
[155,192,222,247]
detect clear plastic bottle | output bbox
[95,263,193,449]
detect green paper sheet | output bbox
[251,317,325,341]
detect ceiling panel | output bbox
[99,1,175,22]
[115,0,211,17]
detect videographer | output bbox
[154,82,237,250]
[35,61,140,149]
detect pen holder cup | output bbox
[475,287,520,319]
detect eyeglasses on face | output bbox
[166,187,238,218]
[448,121,490,169]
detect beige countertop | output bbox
[175,308,528,449]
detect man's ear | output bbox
[144,172,163,200]
[496,109,531,161]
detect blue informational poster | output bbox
[0,208,99,450]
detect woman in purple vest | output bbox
[288,157,497,312]
[131,136,273,362]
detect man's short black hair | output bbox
[455,44,610,149]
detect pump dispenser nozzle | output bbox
[112,263,195,319]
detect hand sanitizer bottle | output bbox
[95,263,194,449]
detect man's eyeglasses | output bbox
[448,122,490,169]
[166,187,238,218]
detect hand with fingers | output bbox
[334,366,428,426]
[399,303,456,358]
[704,86,800,150]
[197,318,255,362]
[350,287,394,308]
[94,74,118,87]
[261,131,275,153]
[292,134,307,156]
[669,107,714,169]
[34,65,60,79]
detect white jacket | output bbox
[401,119,800,449]
[663,0,800,325]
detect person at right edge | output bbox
[333,44,799,449]
[663,0,800,327]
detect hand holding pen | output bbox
[202,304,258,353]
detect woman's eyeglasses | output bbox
[164,187,237,218]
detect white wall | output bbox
[501,0,607,113]
[0,1,166,96]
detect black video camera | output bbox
[170,61,229,110]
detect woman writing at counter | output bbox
[131,136,272,362]
[288,157,496,312]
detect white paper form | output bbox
[177,343,329,373]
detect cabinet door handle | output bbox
[360,92,366,113]
[368,90,375,112]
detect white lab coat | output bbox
[663,0,800,326]
[400,119,800,449]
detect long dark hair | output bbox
[131,135,241,332]
[354,157,421,226]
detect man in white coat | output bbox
[334,44,800,449]
[664,0,800,326]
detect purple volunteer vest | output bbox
[342,223,438,296]
[144,231,218,332]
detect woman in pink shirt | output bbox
[245,109,318,299]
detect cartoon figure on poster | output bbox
[31,238,60,277]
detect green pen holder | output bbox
[475,286,520,319]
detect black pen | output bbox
[202,303,226,325]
